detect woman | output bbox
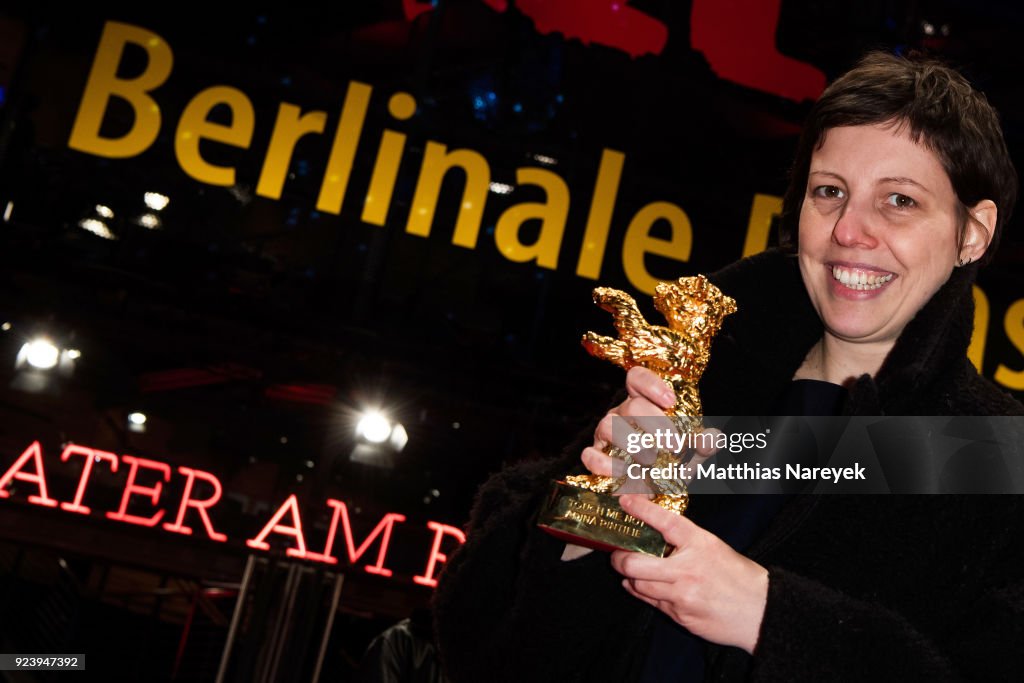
[434,52,1024,681]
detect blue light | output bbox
[486,91,497,103]
[0,86,6,106]
[512,102,523,113]
[473,96,486,110]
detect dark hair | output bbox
[781,51,1017,265]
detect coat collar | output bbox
[702,249,977,415]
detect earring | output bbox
[958,255,973,267]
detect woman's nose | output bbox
[831,201,879,249]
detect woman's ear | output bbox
[960,199,997,265]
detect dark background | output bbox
[0,1,1022,680]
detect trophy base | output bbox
[537,481,671,557]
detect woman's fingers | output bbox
[581,447,623,477]
[626,366,676,409]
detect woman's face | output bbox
[798,123,962,347]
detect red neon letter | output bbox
[691,0,825,103]
[60,444,119,514]
[162,467,227,542]
[106,455,171,527]
[0,441,57,507]
[306,499,405,576]
[413,522,466,588]
[246,494,308,558]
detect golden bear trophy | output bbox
[537,275,736,557]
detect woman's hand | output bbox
[611,494,768,654]
[581,367,717,478]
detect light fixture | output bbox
[66,349,81,360]
[356,411,392,444]
[531,153,558,166]
[144,192,170,211]
[489,182,514,195]
[1,322,11,332]
[23,339,59,370]
[95,204,114,219]
[78,218,116,240]
[136,213,161,229]
[128,412,147,433]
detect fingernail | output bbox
[660,389,676,408]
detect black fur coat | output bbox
[433,250,1024,682]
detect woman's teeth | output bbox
[832,266,894,291]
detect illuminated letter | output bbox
[995,299,1024,390]
[742,193,783,257]
[106,456,171,527]
[175,86,255,186]
[0,441,57,507]
[256,103,328,199]
[246,494,308,558]
[316,81,373,215]
[163,467,227,542]
[406,142,490,248]
[305,499,406,576]
[362,92,416,226]
[622,201,693,295]
[494,167,569,269]
[576,149,625,280]
[413,521,466,587]
[68,21,173,158]
[969,285,990,372]
[60,444,119,514]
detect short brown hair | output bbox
[781,51,1017,265]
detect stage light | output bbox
[136,213,161,229]
[128,411,147,433]
[66,349,81,360]
[144,192,170,211]
[357,411,392,443]
[489,182,514,195]
[531,153,558,166]
[78,218,116,240]
[95,204,114,219]
[3,201,13,222]
[23,339,59,370]
[1,322,11,331]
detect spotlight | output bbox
[136,213,161,229]
[144,192,170,211]
[95,204,114,219]
[489,182,514,195]
[357,411,392,443]
[128,412,147,433]
[23,339,59,370]
[66,349,81,360]
[78,218,116,240]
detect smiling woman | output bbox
[795,123,997,380]
[434,52,1024,683]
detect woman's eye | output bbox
[885,193,916,209]
[813,185,846,200]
